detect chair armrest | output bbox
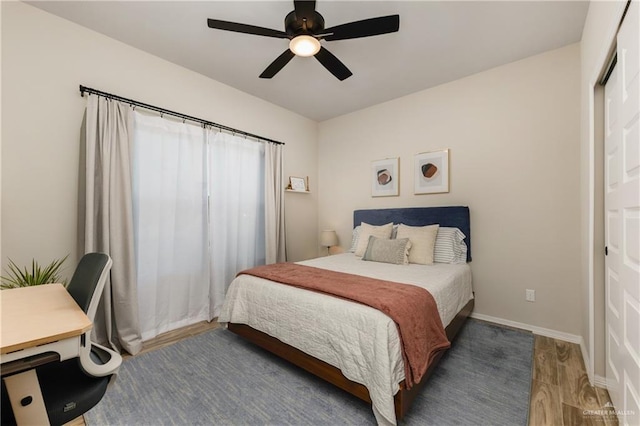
[78,336,122,378]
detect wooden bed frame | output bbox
[228,298,474,420]
[228,206,473,420]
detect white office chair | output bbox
[65,253,122,379]
[1,253,123,425]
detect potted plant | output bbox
[1,255,68,289]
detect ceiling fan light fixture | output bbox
[207,3,400,79]
[289,35,321,57]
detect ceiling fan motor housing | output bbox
[285,10,325,36]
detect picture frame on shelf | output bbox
[414,149,449,195]
[288,176,307,192]
[371,157,399,197]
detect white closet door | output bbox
[605,1,640,425]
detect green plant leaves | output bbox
[0,255,69,289]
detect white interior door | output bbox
[604,1,640,425]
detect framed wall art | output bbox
[288,176,308,192]
[414,149,449,194]
[371,157,399,197]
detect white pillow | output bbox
[350,224,398,252]
[395,224,440,265]
[434,227,468,264]
[354,222,394,257]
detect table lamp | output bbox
[320,230,338,255]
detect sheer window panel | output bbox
[132,112,210,340]
[207,131,265,318]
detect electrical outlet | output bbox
[526,289,536,302]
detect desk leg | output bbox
[3,370,50,426]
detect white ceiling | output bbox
[28,1,589,122]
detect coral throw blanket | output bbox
[238,263,450,388]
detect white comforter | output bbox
[218,253,473,425]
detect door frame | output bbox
[586,0,629,385]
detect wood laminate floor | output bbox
[529,335,618,426]
[123,320,220,359]
[74,322,618,426]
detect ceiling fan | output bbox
[207,1,399,81]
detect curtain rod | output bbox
[79,85,284,146]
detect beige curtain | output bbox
[265,143,286,264]
[80,95,142,355]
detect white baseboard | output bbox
[579,338,594,384]
[594,375,608,388]
[470,312,582,343]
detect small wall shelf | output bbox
[285,189,310,194]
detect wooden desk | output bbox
[1,284,92,425]
[1,283,92,355]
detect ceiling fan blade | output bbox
[207,19,288,39]
[260,49,296,78]
[314,46,352,81]
[323,15,400,41]
[294,0,316,19]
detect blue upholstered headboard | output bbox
[353,206,471,262]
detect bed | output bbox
[219,206,474,425]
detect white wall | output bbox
[579,0,627,381]
[318,44,582,335]
[1,2,319,278]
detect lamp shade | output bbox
[320,230,338,247]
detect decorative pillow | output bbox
[354,222,394,257]
[350,224,398,253]
[395,224,440,265]
[434,227,468,264]
[362,236,412,265]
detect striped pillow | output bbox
[362,236,412,265]
[348,226,361,252]
[434,227,468,263]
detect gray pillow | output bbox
[362,236,412,265]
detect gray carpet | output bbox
[85,319,533,425]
